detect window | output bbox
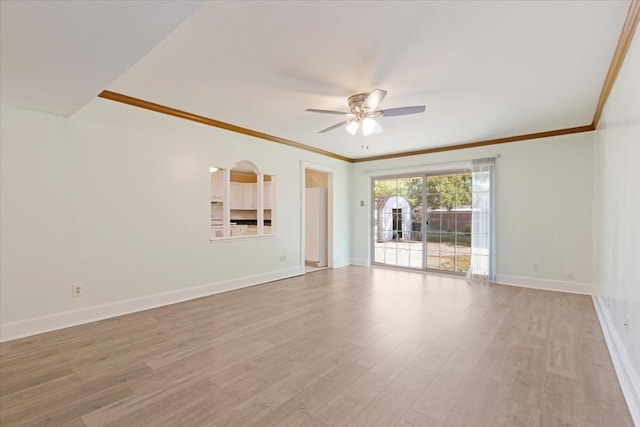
[210,160,274,239]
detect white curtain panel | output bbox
[466,157,496,282]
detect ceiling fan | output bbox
[306,88,425,136]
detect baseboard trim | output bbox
[349,258,370,267]
[332,258,352,268]
[592,295,640,426]
[0,266,304,343]
[495,274,593,295]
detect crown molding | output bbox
[98,90,596,164]
[350,125,595,163]
[592,0,640,128]
[97,90,351,163]
[97,1,637,164]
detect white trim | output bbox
[332,257,353,268]
[0,267,303,343]
[495,274,593,295]
[349,258,370,267]
[592,295,640,426]
[210,234,276,242]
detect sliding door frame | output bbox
[370,168,471,276]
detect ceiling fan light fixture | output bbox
[362,117,376,136]
[346,120,359,135]
[307,88,426,135]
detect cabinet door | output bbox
[230,183,244,209]
[263,182,272,209]
[210,170,224,201]
[243,183,256,209]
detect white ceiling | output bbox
[0,1,631,160]
[0,0,201,116]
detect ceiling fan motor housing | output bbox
[348,93,369,114]
[307,88,424,133]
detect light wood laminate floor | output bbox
[0,266,633,426]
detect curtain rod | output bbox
[361,154,501,173]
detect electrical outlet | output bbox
[72,283,84,297]
[532,262,539,271]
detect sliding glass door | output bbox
[372,171,472,275]
[425,172,472,273]
[373,176,424,268]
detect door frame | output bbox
[370,169,471,275]
[301,161,334,271]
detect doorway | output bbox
[372,171,472,274]
[392,208,403,239]
[425,172,472,273]
[302,163,333,273]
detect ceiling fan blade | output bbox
[306,108,352,116]
[373,120,383,135]
[362,88,387,111]
[319,120,350,133]
[378,106,426,117]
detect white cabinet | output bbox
[210,170,224,201]
[263,182,272,210]
[230,183,244,209]
[243,183,256,209]
[212,226,224,238]
[230,224,248,236]
[230,183,256,209]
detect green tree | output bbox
[427,174,471,209]
[374,173,471,211]
[373,177,422,207]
